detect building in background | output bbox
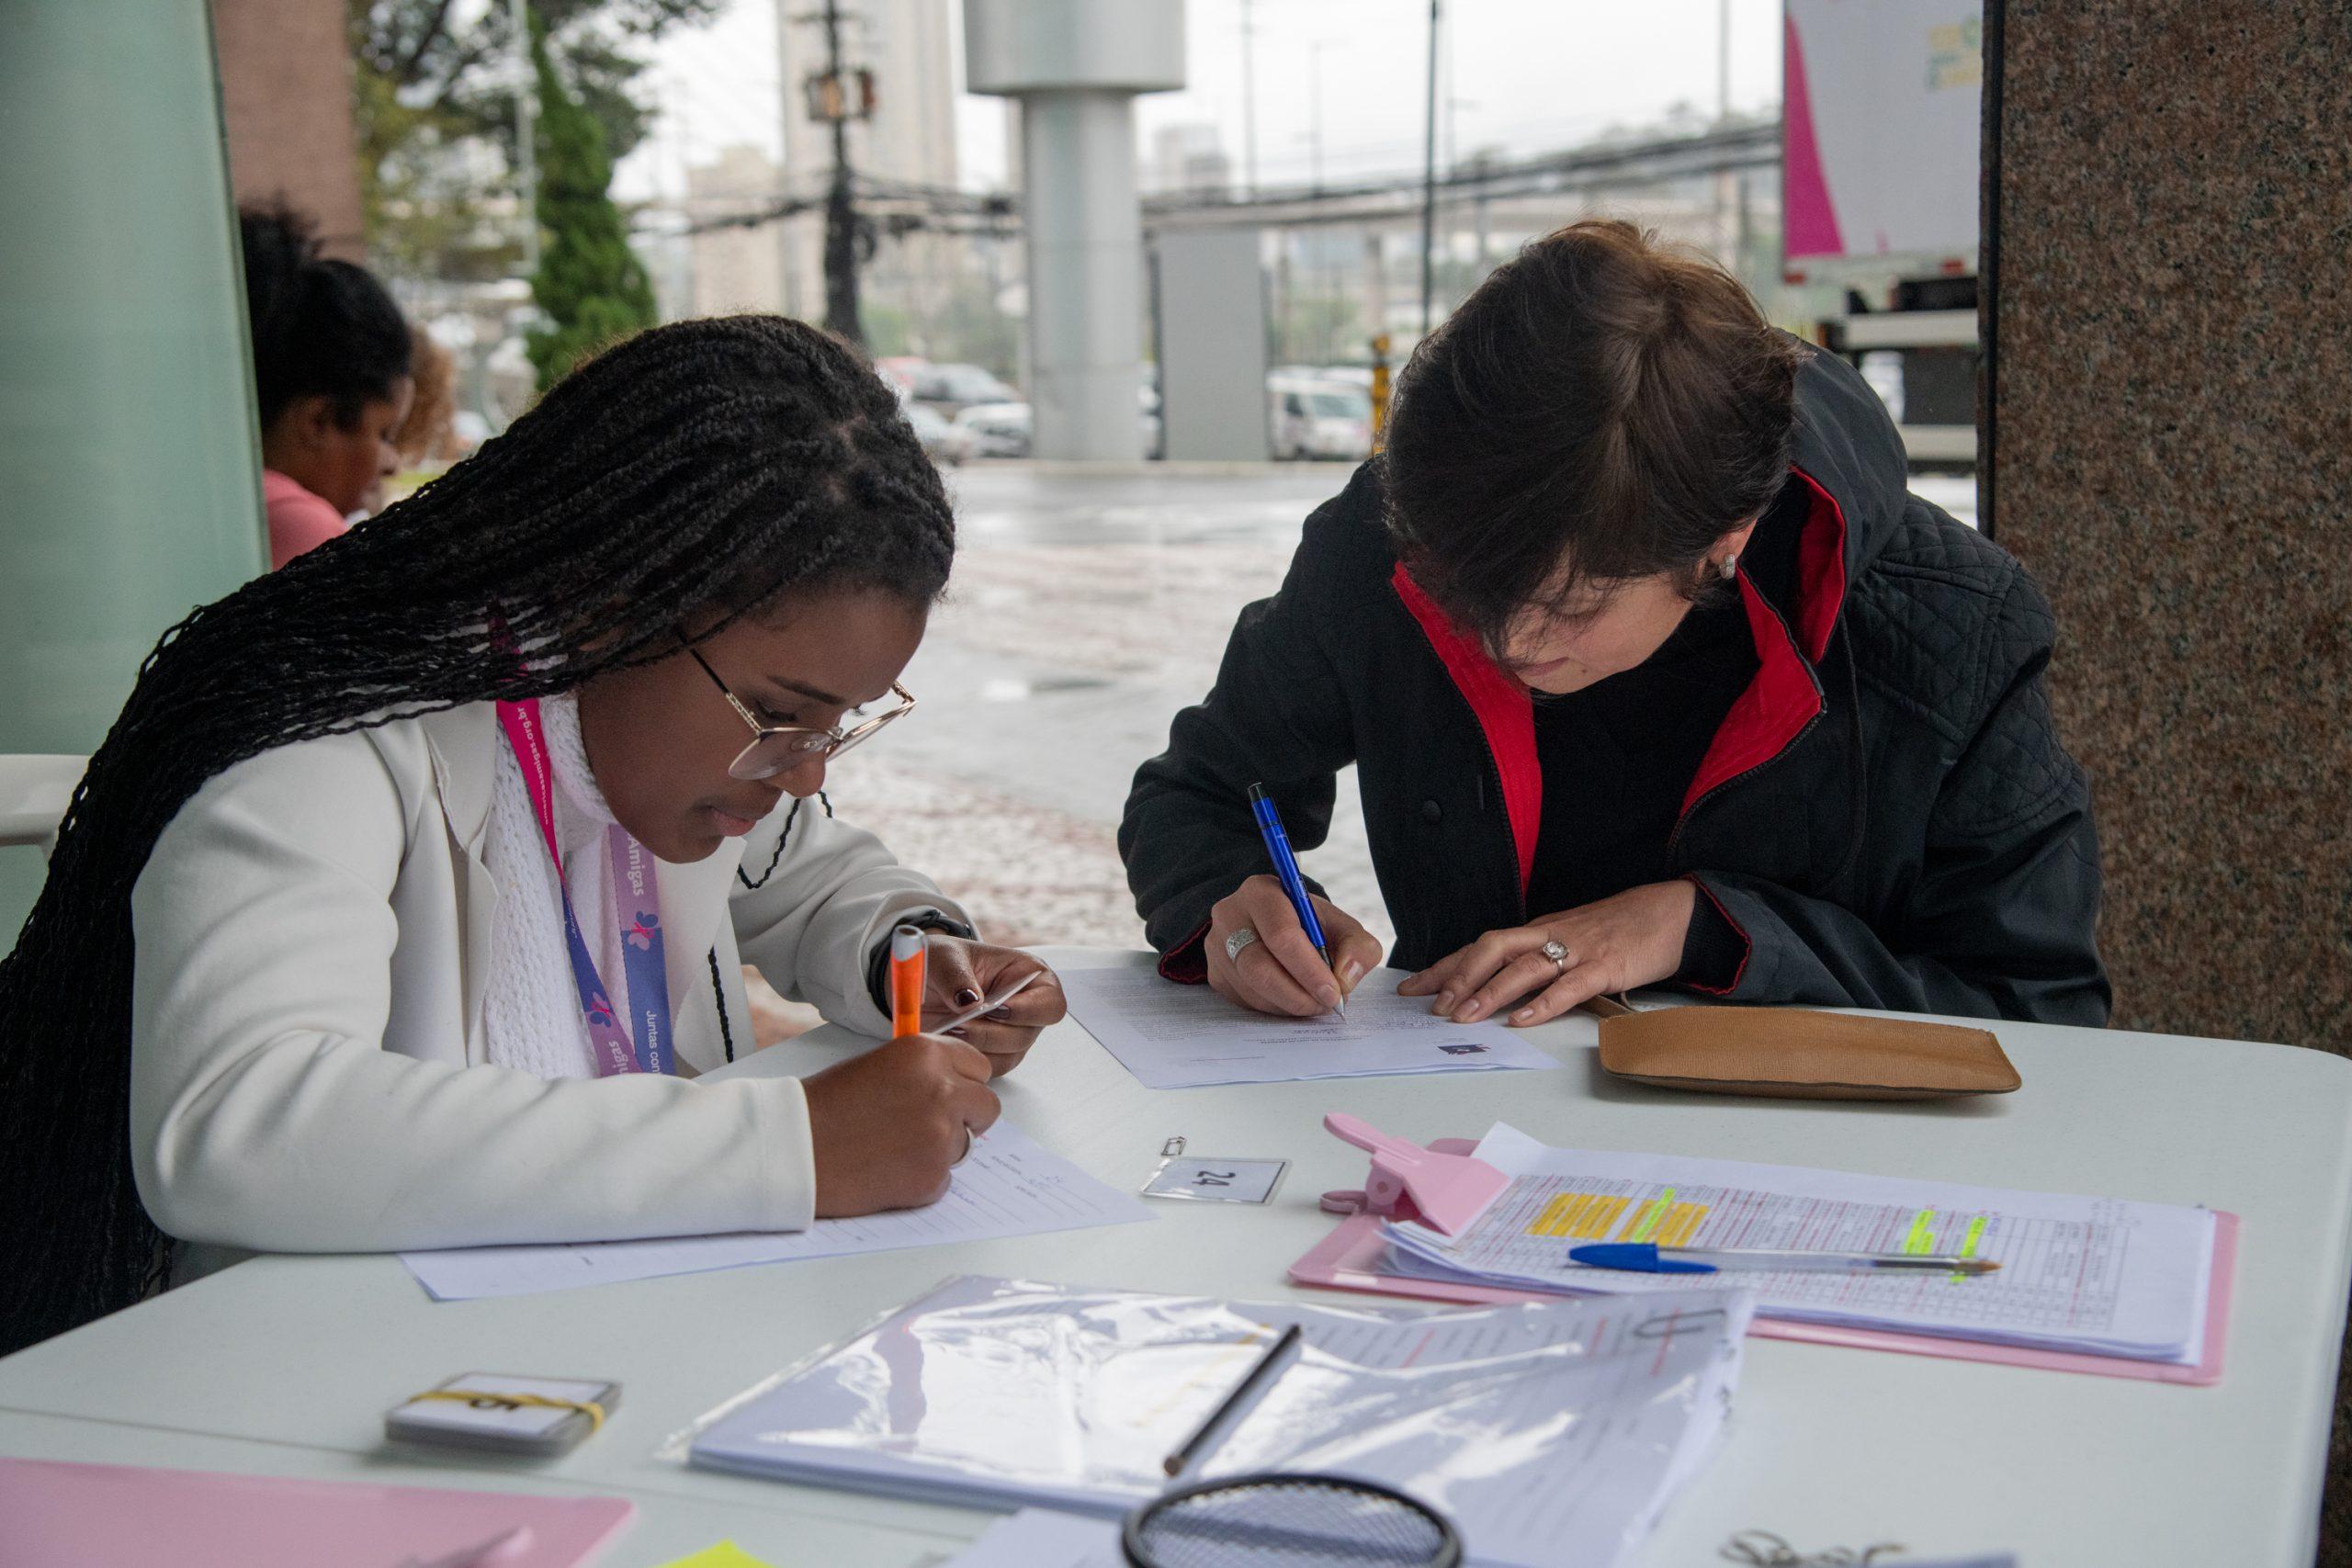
[1149,124,1232,197]
[684,143,788,316]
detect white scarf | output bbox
[481,692,630,1080]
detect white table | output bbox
[4,947,2348,1566]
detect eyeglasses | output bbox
[687,646,914,782]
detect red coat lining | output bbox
[1390,564,1542,889]
[1391,465,1852,888]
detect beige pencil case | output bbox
[1587,1000,2020,1100]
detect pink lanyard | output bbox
[495,700,673,1077]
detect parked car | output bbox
[956,400,1032,458]
[901,399,974,466]
[1269,376,1374,461]
[872,355,926,398]
[910,362,1021,416]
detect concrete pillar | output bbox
[0,1,267,937]
[1156,228,1269,460]
[964,0,1183,460]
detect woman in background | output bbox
[239,205,413,566]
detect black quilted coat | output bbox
[1120,346,2111,1025]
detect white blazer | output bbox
[129,701,969,1262]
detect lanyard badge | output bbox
[496,699,674,1077]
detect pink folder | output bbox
[0,1459,636,1566]
[1290,1138,2236,1385]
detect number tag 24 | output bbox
[1140,1155,1289,1205]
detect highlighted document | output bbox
[1383,1123,2217,1364]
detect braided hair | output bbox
[240,205,413,431]
[0,315,954,1354]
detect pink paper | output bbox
[0,1459,635,1567]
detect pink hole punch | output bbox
[1317,1112,1510,1235]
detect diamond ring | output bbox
[1225,927,1260,963]
[1540,939,1571,973]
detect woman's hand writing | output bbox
[802,1032,1000,1215]
[1204,874,1385,1018]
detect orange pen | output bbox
[889,923,927,1038]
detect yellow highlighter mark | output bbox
[1616,1188,1711,1247]
[1527,1191,1634,1239]
[1951,1214,1990,1280]
[1652,1201,1710,1247]
[1902,1209,1938,1255]
[1627,1189,1677,1242]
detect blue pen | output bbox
[1247,782,1346,1019]
[1569,1243,1999,1276]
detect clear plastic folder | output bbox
[675,1274,1753,1568]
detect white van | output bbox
[1269,375,1374,461]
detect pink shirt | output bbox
[263,469,349,570]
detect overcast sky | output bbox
[615,0,1784,202]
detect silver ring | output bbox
[1225,927,1259,963]
[953,1125,975,1168]
[1540,939,1571,973]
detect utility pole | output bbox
[1239,0,1258,197]
[1307,39,1327,197]
[817,0,861,344]
[1309,39,1330,363]
[1714,0,1734,260]
[508,0,539,275]
[1419,0,1440,334]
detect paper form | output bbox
[1385,1123,2215,1362]
[687,1273,1750,1568]
[399,1122,1151,1302]
[933,1510,1118,1568]
[1058,965,1566,1089]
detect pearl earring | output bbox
[1720,554,1739,581]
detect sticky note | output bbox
[652,1543,777,1568]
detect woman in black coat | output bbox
[1120,220,2109,1030]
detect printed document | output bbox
[1058,964,1566,1089]
[400,1122,1150,1301]
[1384,1123,2215,1362]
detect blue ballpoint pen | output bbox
[1247,782,1346,1019]
[1569,1243,2000,1276]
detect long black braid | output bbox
[0,315,953,1355]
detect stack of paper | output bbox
[1057,964,1565,1089]
[686,1274,1751,1568]
[1382,1124,2217,1364]
[401,1121,1149,1301]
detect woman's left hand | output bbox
[920,938,1067,1077]
[1398,881,1697,1027]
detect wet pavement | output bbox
[819,462,1394,957]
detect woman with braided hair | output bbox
[0,314,1064,1355]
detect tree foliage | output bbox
[348,0,718,280]
[525,10,658,390]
